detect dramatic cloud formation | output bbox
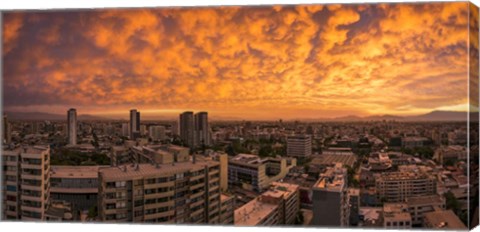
[2,2,472,120]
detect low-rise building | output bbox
[406,194,445,226]
[228,154,296,192]
[423,210,467,229]
[382,203,412,229]
[375,171,436,202]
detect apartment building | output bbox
[234,182,300,226]
[228,154,296,192]
[2,146,50,221]
[406,194,446,226]
[312,163,349,227]
[423,210,467,229]
[219,193,235,224]
[97,159,222,224]
[50,165,104,211]
[383,203,412,229]
[375,171,436,202]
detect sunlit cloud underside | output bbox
[2,2,471,119]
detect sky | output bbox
[2,2,473,120]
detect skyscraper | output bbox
[129,109,140,139]
[3,114,11,144]
[194,112,210,147]
[179,111,195,148]
[67,109,77,145]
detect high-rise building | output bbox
[3,114,11,144]
[194,112,210,147]
[130,109,141,139]
[97,159,222,224]
[286,135,312,158]
[2,146,51,221]
[67,109,77,145]
[179,111,195,148]
[312,163,349,227]
[121,123,129,137]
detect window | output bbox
[116,181,126,188]
[6,185,16,192]
[116,201,126,209]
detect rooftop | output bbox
[424,210,467,229]
[50,165,106,179]
[98,159,219,181]
[313,163,346,192]
[406,194,444,206]
[234,197,278,226]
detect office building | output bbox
[375,171,437,202]
[130,109,140,140]
[97,159,222,224]
[312,163,349,227]
[286,135,312,158]
[67,109,77,145]
[2,146,51,221]
[179,111,195,148]
[228,154,297,192]
[194,112,210,147]
[121,123,129,137]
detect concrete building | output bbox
[375,171,437,202]
[405,194,445,226]
[211,152,229,192]
[219,193,235,224]
[2,146,51,221]
[129,109,140,140]
[49,166,104,211]
[131,144,190,165]
[67,109,77,145]
[179,111,195,148]
[423,210,467,229]
[311,163,349,227]
[234,195,281,226]
[121,123,129,137]
[194,112,210,147]
[149,126,166,141]
[286,135,312,158]
[264,182,300,225]
[97,159,222,224]
[383,203,412,229]
[434,145,467,164]
[228,153,296,192]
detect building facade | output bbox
[97,159,222,224]
[375,171,437,202]
[179,111,195,148]
[67,109,77,145]
[286,135,312,158]
[312,163,349,227]
[2,146,51,221]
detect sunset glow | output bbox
[2,2,471,120]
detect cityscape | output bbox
[1,1,479,231]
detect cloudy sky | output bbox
[2,2,472,120]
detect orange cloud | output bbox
[2,2,473,120]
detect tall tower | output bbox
[3,114,11,144]
[194,112,210,147]
[67,109,77,145]
[129,109,140,139]
[179,111,195,148]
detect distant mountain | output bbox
[407,110,467,121]
[2,110,469,122]
[4,111,110,121]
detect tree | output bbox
[294,211,304,225]
[88,206,98,218]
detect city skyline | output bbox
[2,2,472,120]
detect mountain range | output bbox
[2,110,471,122]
